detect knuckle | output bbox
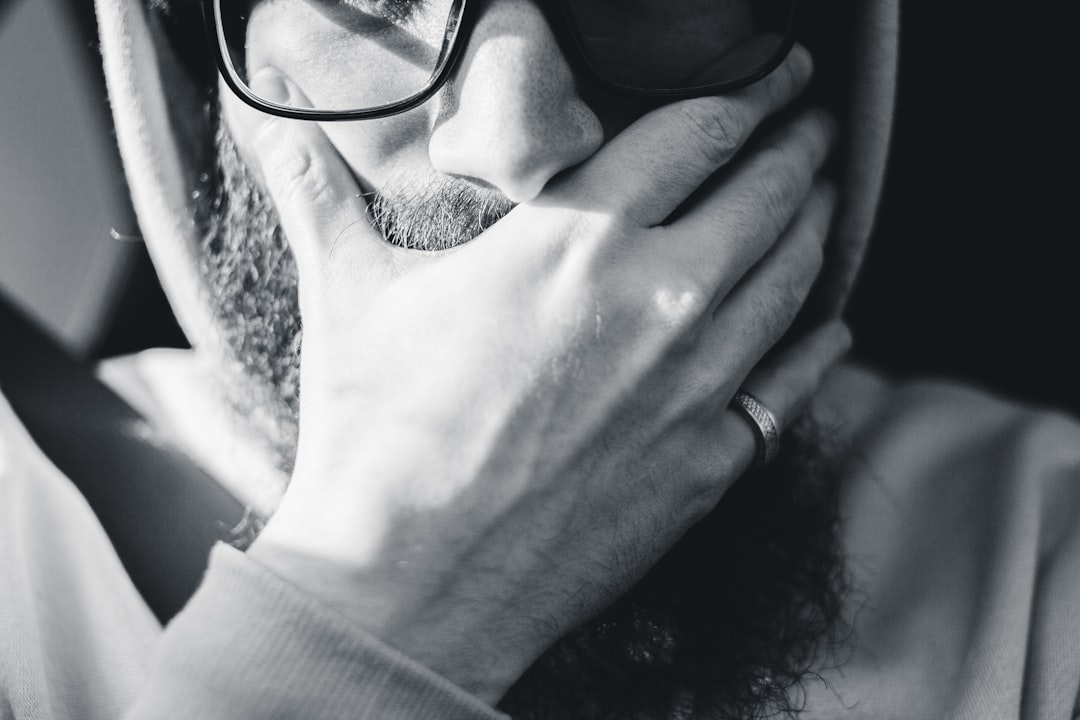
[789,226,825,280]
[590,213,640,260]
[755,164,802,223]
[752,283,799,341]
[767,43,813,102]
[737,43,812,117]
[269,144,332,211]
[784,215,827,288]
[644,269,711,332]
[761,113,832,180]
[774,279,805,327]
[676,98,745,167]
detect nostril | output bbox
[429,98,603,203]
[441,175,501,194]
[425,0,604,203]
[494,169,551,204]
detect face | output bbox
[203,0,767,454]
[231,0,756,207]
[196,1,845,715]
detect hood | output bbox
[94,0,899,353]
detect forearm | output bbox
[124,544,507,720]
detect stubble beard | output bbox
[194,116,848,719]
[191,118,514,474]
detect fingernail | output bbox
[250,68,291,105]
[788,44,813,82]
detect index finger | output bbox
[554,44,813,228]
[235,71,395,287]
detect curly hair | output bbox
[180,4,858,713]
[499,416,850,720]
[192,98,853,718]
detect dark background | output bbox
[96,2,1080,415]
[846,3,1079,414]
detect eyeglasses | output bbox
[205,0,800,121]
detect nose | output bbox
[427,0,604,203]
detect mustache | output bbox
[369,174,517,251]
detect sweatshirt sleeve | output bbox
[124,544,510,720]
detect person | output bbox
[1,0,1079,718]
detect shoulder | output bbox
[0,391,161,718]
[814,362,1080,479]
[799,365,1080,718]
[816,363,1080,549]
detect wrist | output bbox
[248,525,534,704]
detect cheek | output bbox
[322,110,435,191]
[245,0,444,110]
[245,2,439,192]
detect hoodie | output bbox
[96,0,898,355]
[3,0,1080,718]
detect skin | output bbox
[236,0,758,202]
[218,0,850,704]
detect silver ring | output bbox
[730,391,781,469]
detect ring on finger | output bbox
[729,391,781,469]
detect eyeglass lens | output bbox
[564,0,796,91]
[217,0,796,114]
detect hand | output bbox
[237,45,847,703]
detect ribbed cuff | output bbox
[125,543,509,720]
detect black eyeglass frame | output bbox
[204,0,801,122]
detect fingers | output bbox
[238,71,395,291]
[717,320,852,475]
[674,318,850,514]
[705,180,836,371]
[658,182,836,493]
[665,108,835,303]
[558,45,813,227]
[665,177,834,420]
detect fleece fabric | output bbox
[3,364,1080,718]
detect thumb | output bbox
[235,69,395,293]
